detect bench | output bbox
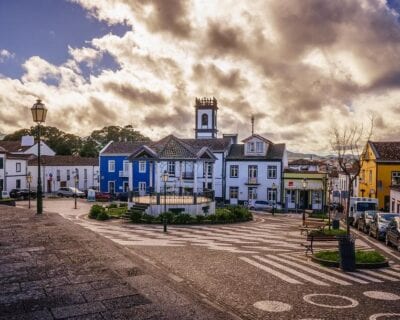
[299,219,328,235]
[301,234,337,255]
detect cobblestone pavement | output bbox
[0,205,231,320]
[17,200,400,319]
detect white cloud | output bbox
[0,49,15,63]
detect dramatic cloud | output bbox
[1,0,400,153]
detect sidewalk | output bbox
[0,206,229,320]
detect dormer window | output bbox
[247,142,255,153]
[247,141,264,153]
[256,142,263,153]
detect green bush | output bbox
[89,205,104,219]
[207,214,217,222]
[96,210,109,221]
[173,213,193,224]
[142,214,155,223]
[195,215,205,223]
[309,229,347,237]
[108,207,128,218]
[129,210,143,223]
[119,202,128,208]
[107,203,118,209]
[159,212,174,223]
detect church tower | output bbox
[194,97,218,139]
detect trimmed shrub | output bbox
[96,210,109,221]
[119,202,128,208]
[173,213,193,224]
[159,212,174,223]
[195,215,205,223]
[207,214,217,222]
[107,203,118,209]
[142,214,155,223]
[129,210,143,223]
[89,205,104,219]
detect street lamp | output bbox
[74,170,79,209]
[302,178,308,225]
[328,181,332,230]
[161,170,169,233]
[31,99,47,215]
[271,182,277,216]
[26,172,32,209]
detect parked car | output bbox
[9,188,37,200]
[56,187,85,198]
[357,210,376,233]
[385,217,400,251]
[248,200,273,211]
[95,192,112,202]
[369,212,400,240]
[0,190,10,199]
[115,192,130,202]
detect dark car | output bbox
[369,212,400,240]
[385,217,400,251]
[115,192,130,202]
[95,192,112,202]
[357,210,376,233]
[9,188,36,200]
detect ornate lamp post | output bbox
[74,170,79,209]
[161,170,169,233]
[271,182,277,216]
[26,172,32,209]
[302,178,308,225]
[31,99,47,214]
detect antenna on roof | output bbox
[251,115,255,135]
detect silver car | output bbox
[369,212,400,240]
[248,200,273,211]
[56,187,85,198]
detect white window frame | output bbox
[230,165,239,178]
[267,165,277,179]
[267,189,277,202]
[123,160,129,173]
[229,186,239,199]
[204,162,213,178]
[108,160,115,172]
[108,181,115,194]
[248,187,257,200]
[256,142,263,153]
[247,142,255,153]
[248,165,258,178]
[167,161,175,176]
[16,162,21,172]
[139,161,146,173]
[392,171,400,185]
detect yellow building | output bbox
[359,141,400,210]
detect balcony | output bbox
[119,170,129,178]
[245,177,259,185]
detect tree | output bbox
[330,118,374,235]
[90,125,150,147]
[79,138,100,157]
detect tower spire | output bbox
[251,115,255,135]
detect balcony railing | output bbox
[119,170,129,178]
[246,177,259,185]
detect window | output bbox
[203,182,212,190]
[201,113,208,127]
[84,169,87,179]
[267,188,277,202]
[392,172,400,185]
[247,142,255,153]
[248,165,258,178]
[312,191,321,204]
[0,157,3,169]
[108,160,115,172]
[16,162,21,172]
[230,165,239,178]
[248,187,257,200]
[75,168,79,179]
[369,170,372,184]
[204,162,213,178]
[56,169,60,181]
[256,142,264,153]
[229,187,239,199]
[167,161,175,176]
[0,179,3,191]
[123,160,129,173]
[183,161,194,179]
[267,165,277,179]
[66,169,70,181]
[108,181,115,194]
[139,161,146,173]
[16,179,21,189]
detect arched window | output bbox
[201,114,208,127]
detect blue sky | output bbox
[0,0,130,79]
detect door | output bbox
[139,182,146,196]
[47,180,52,193]
[123,181,129,192]
[108,181,115,195]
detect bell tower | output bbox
[194,97,218,139]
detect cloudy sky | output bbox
[1,0,400,153]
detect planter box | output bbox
[311,255,389,269]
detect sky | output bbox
[1,0,400,154]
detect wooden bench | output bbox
[299,219,328,235]
[301,234,337,255]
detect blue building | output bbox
[99,141,153,195]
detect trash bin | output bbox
[332,219,340,230]
[338,235,356,272]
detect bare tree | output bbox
[330,118,374,235]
